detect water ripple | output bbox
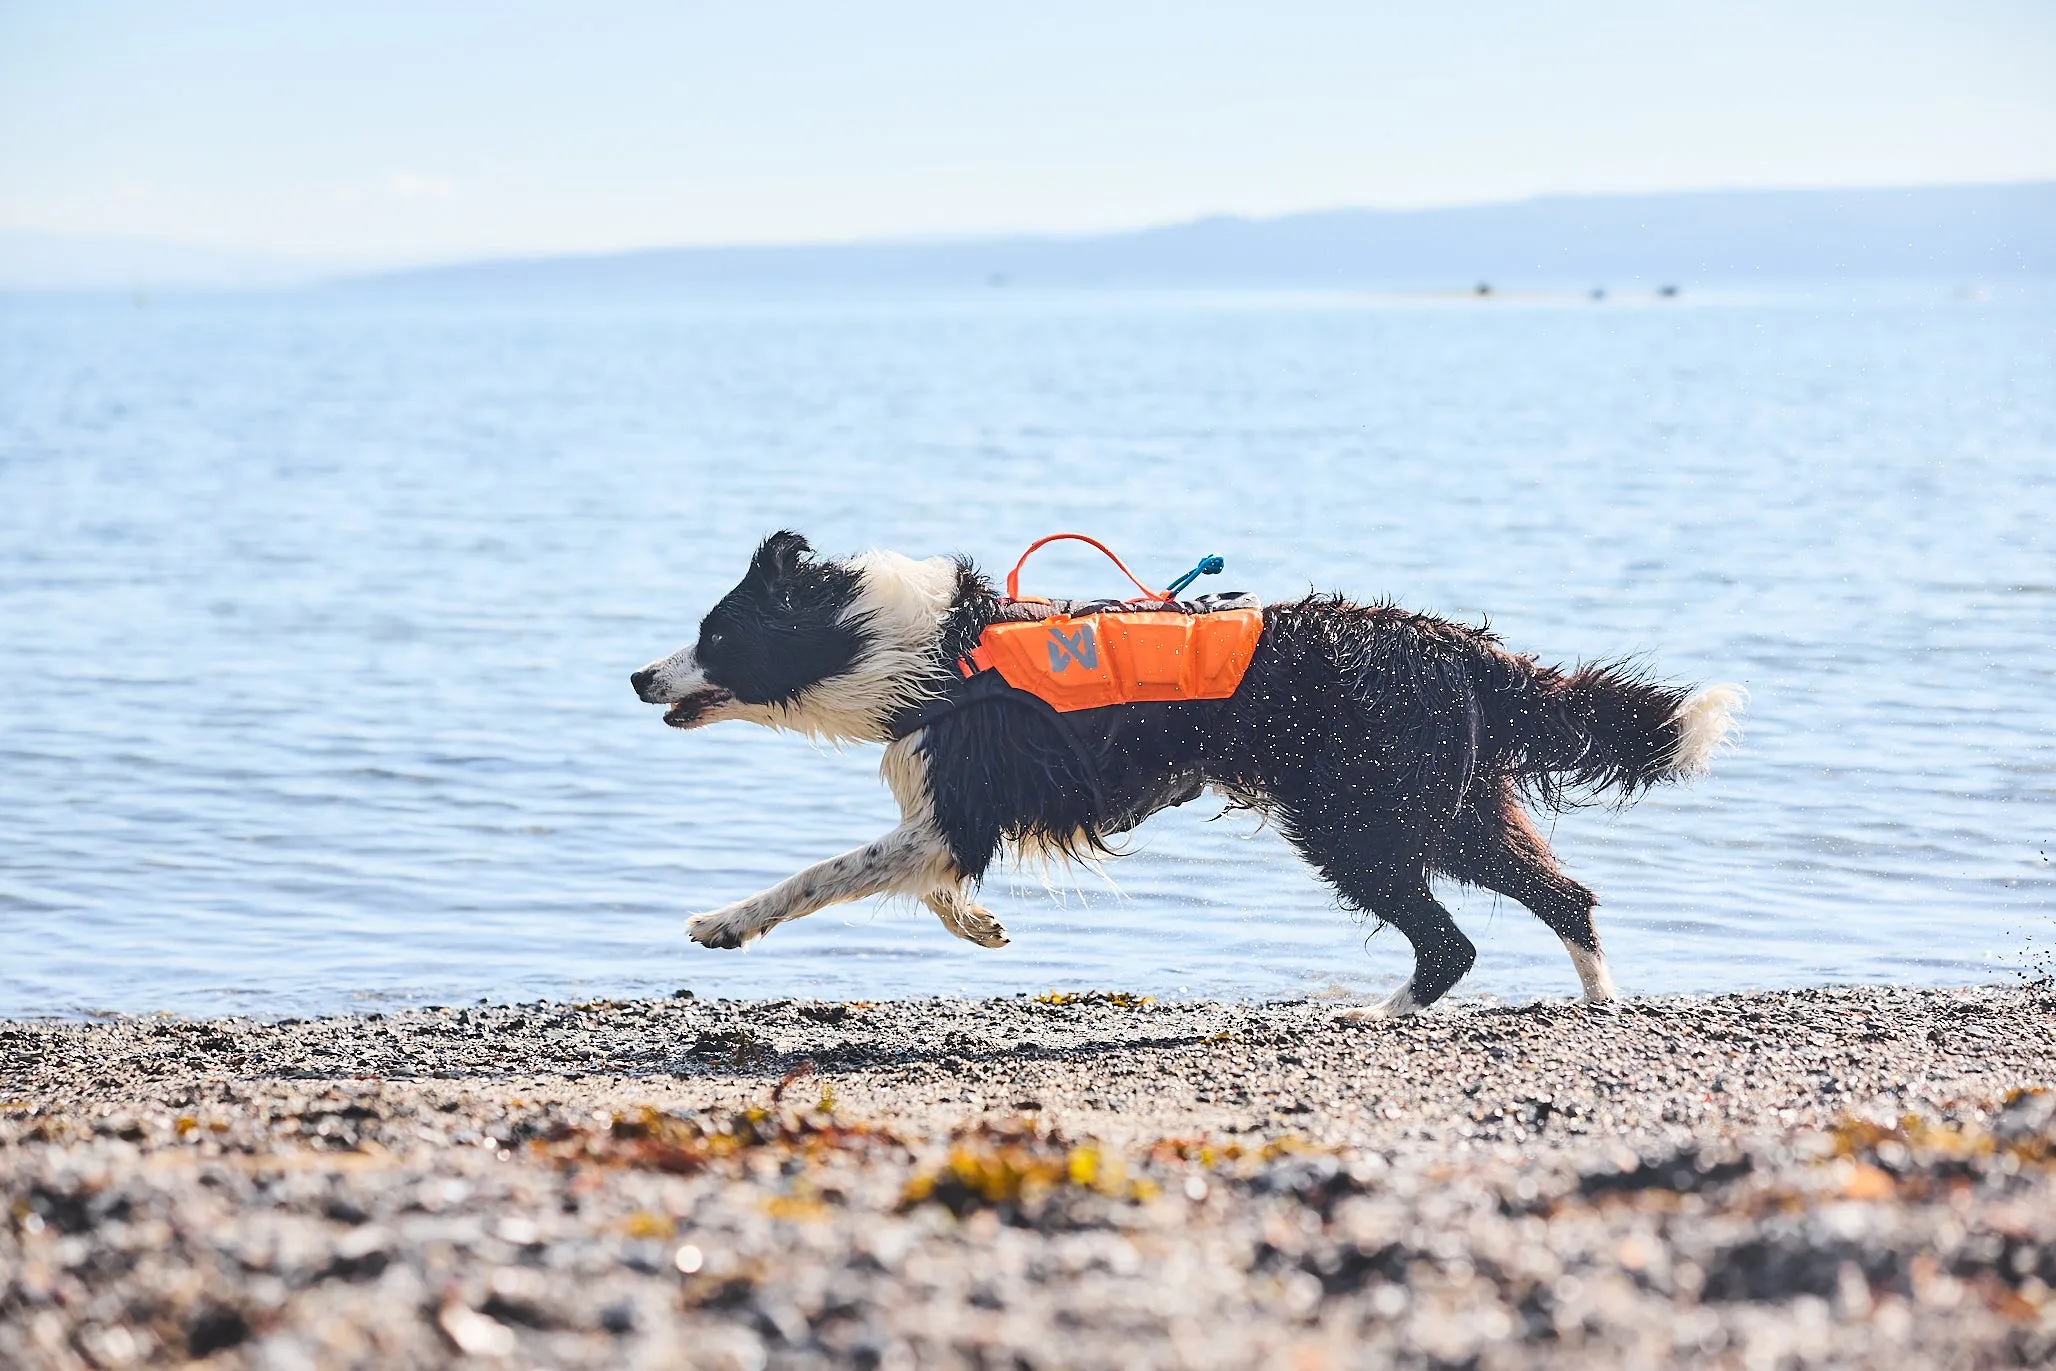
[1,288,2051,1016]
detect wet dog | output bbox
[632,532,1741,1014]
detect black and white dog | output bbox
[632,532,1741,1015]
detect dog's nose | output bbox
[630,668,655,699]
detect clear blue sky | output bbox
[3,1,2052,265]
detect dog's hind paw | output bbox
[1339,983,1425,1022]
[686,907,756,950]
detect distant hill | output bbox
[7,183,2050,296]
[350,182,2056,298]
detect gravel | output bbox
[3,984,2053,1369]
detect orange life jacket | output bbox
[957,534,1264,713]
[962,608,1264,712]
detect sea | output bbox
[2,283,2052,1019]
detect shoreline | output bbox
[9,970,2041,1027]
[5,983,2053,1368]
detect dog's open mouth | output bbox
[662,687,735,729]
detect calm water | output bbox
[2,287,2052,1019]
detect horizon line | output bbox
[5,176,2052,278]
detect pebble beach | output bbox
[4,984,2053,1369]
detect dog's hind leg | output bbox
[1339,879,1477,1018]
[1436,784,1615,1004]
[687,820,957,949]
[1285,814,1476,1016]
[923,886,1009,948]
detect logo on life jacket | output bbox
[1046,624,1098,672]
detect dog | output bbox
[631,532,1741,1015]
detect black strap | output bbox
[890,669,1112,817]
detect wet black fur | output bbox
[692,534,1705,1007]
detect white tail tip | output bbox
[1669,683,1746,777]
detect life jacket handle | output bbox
[1004,533,1169,604]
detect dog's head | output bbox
[632,531,959,741]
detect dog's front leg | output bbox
[687,820,954,950]
[877,729,1006,950]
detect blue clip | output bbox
[1165,554,1225,599]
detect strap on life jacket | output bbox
[1004,533,1170,604]
[889,668,1114,815]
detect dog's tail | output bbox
[1499,660,1744,807]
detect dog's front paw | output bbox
[928,894,1009,949]
[952,904,1009,949]
[686,907,755,950]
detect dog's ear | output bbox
[748,531,814,606]
[750,530,812,581]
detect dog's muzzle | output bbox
[632,651,735,729]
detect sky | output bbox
[2,1,2053,267]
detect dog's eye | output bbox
[705,631,725,649]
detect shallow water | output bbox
[2,286,2052,1018]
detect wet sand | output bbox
[4,984,2053,1369]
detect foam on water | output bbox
[1,287,2051,1017]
